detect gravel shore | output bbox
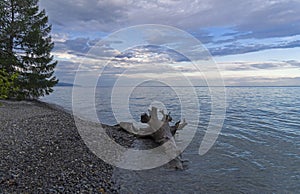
[0,100,135,193]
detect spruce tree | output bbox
[0,0,58,99]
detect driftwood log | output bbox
[120,107,188,169]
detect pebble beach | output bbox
[0,100,134,193]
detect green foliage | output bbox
[0,69,18,99]
[0,0,58,100]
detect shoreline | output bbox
[0,99,135,193]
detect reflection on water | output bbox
[42,86,300,193]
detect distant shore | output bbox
[0,100,134,193]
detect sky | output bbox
[39,0,300,86]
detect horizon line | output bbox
[58,84,300,88]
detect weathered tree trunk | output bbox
[120,107,188,169]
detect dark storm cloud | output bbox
[222,60,300,71]
[39,0,128,32]
[251,63,279,69]
[235,0,300,39]
[210,40,300,56]
[41,0,300,38]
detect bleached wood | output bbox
[120,107,188,169]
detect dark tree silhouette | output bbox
[0,0,58,99]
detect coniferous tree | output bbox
[0,0,58,99]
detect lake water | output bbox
[42,86,300,193]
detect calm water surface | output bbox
[42,86,300,193]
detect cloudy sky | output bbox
[40,0,300,86]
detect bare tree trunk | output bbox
[120,107,188,169]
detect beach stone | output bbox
[0,100,135,193]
